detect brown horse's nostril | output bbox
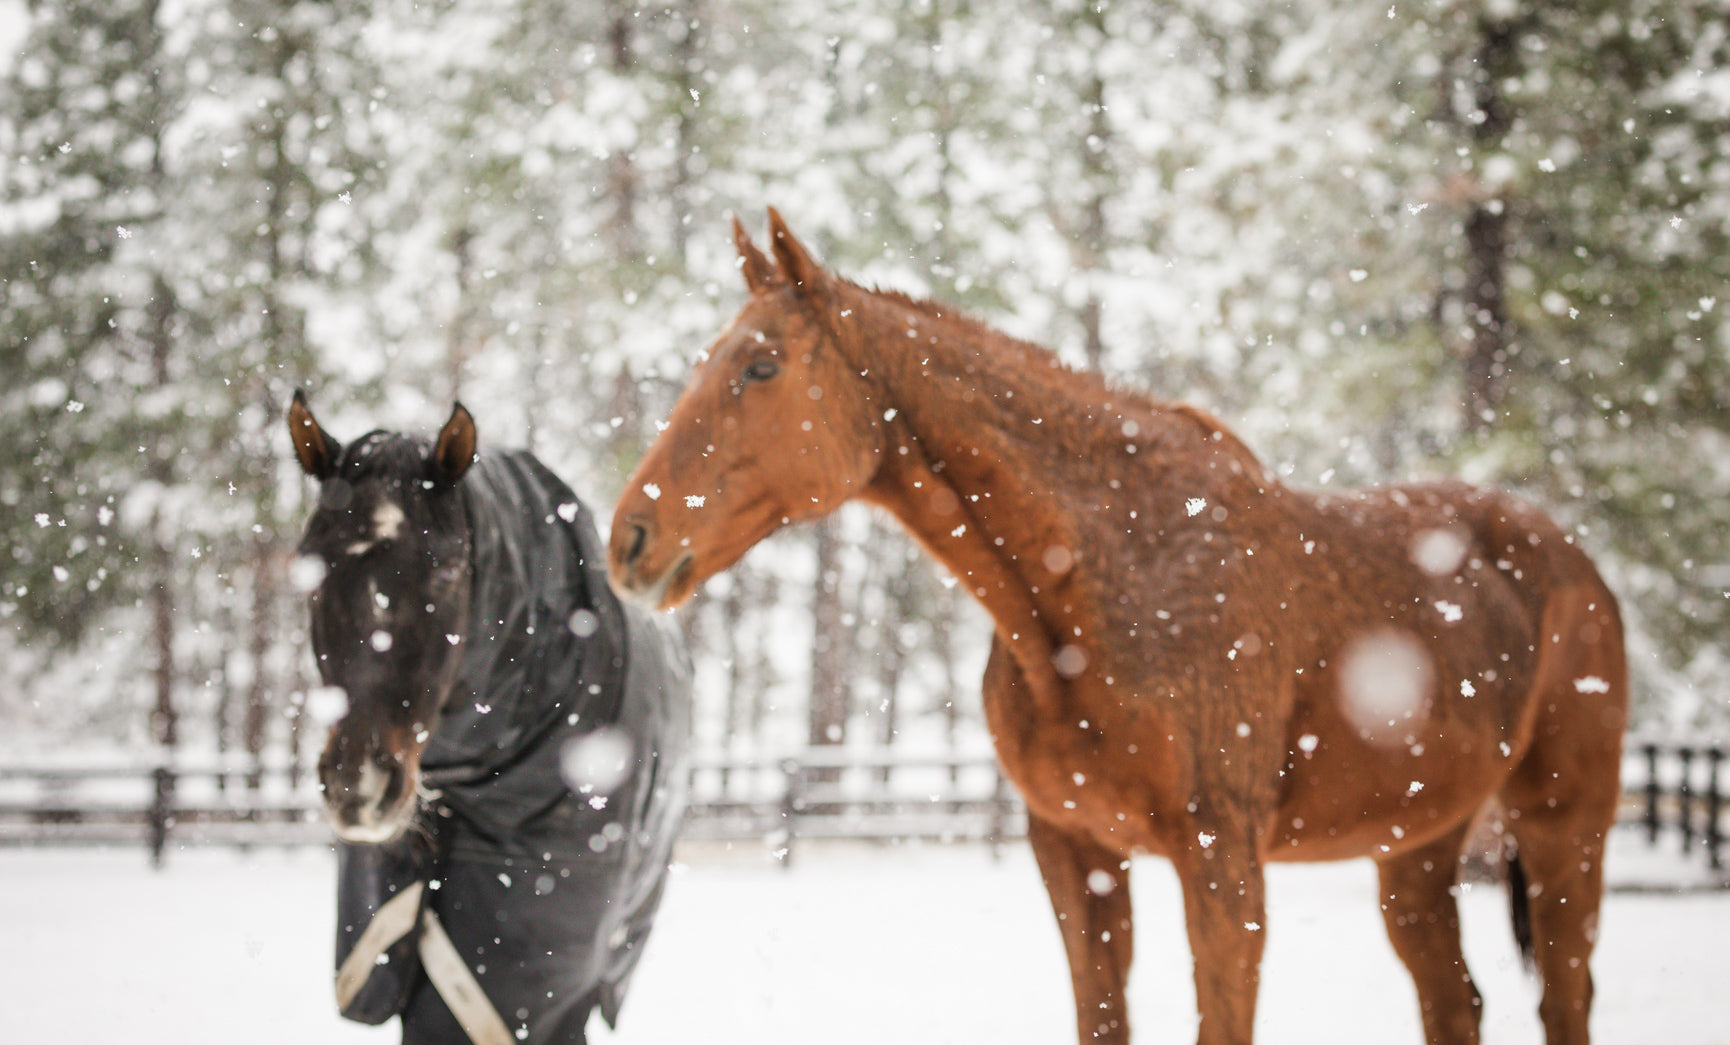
[625,521,649,566]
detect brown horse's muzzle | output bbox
[608,513,695,611]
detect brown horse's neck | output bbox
[836,283,1256,715]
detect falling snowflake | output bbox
[561,727,636,796]
[1185,497,1207,517]
[1433,600,1463,623]
[685,494,706,509]
[1574,676,1611,694]
[642,483,661,500]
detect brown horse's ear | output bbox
[766,206,827,295]
[432,401,477,484]
[734,213,776,293]
[287,390,342,481]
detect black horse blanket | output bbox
[333,450,690,1045]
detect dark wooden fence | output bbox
[682,749,1024,864]
[3,740,1722,871]
[0,762,326,867]
[1627,740,1726,871]
[0,750,1025,867]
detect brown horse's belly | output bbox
[1264,736,1512,863]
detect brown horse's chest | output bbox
[980,653,1198,854]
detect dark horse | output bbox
[608,211,1627,1045]
[288,392,690,1045]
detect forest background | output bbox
[2,0,1726,777]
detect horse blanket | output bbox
[333,450,691,1045]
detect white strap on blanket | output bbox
[418,905,514,1045]
[332,880,515,1045]
[335,881,424,1010]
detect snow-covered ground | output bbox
[3,829,1725,1044]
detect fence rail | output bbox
[1,740,1721,870]
[0,762,326,866]
[1628,740,1726,870]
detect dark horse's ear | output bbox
[432,401,477,485]
[766,206,827,296]
[287,390,342,481]
[733,213,776,293]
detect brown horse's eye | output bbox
[740,357,780,386]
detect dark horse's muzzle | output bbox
[319,724,419,844]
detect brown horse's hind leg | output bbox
[1500,744,1618,1045]
[1027,814,1135,1045]
[1374,824,1483,1045]
[1498,587,1625,1045]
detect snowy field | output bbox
[4,830,1725,1044]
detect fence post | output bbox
[778,758,801,870]
[1643,742,1661,845]
[1706,747,1724,872]
[987,767,1010,861]
[1678,746,1696,856]
[148,765,175,869]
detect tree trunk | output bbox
[669,0,702,263]
[605,0,640,260]
[809,519,850,758]
[1462,15,1519,436]
[1077,2,1111,371]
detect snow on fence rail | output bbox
[2,741,1720,870]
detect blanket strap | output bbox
[333,880,514,1045]
[335,881,424,1011]
[418,904,515,1045]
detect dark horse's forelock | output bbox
[334,430,436,483]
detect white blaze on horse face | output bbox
[373,498,405,540]
[347,499,407,557]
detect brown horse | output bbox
[608,210,1627,1045]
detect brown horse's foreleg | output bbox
[1027,814,1135,1045]
[1374,824,1482,1045]
[1172,832,1266,1045]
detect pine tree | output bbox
[0,0,189,743]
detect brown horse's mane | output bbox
[835,275,1265,480]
